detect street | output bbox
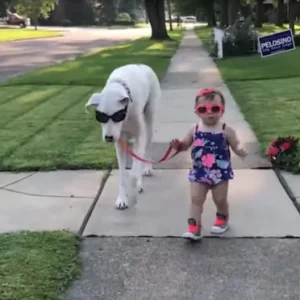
[0,26,151,82]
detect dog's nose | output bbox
[104,135,114,143]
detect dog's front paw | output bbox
[143,164,153,176]
[115,195,129,210]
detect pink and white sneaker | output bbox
[211,212,229,234]
[183,218,202,241]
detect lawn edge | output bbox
[0,32,63,43]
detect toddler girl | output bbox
[170,88,247,241]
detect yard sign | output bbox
[258,29,295,58]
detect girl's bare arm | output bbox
[178,126,194,151]
[225,125,247,157]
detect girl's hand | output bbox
[170,139,182,151]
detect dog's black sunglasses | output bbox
[95,106,128,123]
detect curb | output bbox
[272,164,300,215]
[77,165,112,236]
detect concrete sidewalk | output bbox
[0,170,104,233]
[1,29,299,237]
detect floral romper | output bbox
[188,123,234,185]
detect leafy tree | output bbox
[96,0,116,25]
[15,0,58,29]
[220,0,229,27]
[0,1,12,16]
[116,0,135,13]
[172,0,199,16]
[228,0,240,25]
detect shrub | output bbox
[274,149,300,173]
[266,136,300,173]
[116,12,132,22]
[222,16,258,57]
[293,34,300,47]
[209,31,219,57]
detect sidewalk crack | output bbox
[0,186,94,199]
[0,172,37,189]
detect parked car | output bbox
[181,16,197,23]
[5,11,30,28]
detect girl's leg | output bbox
[211,180,229,234]
[183,181,209,241]
[190,181,209,223]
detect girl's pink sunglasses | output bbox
[195,103,224,115]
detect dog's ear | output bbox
[119,97,130,106]
[85,93,102,112]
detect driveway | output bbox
[0,27,151,83]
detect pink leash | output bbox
[119,138,180,164]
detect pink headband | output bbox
[197,88,214,97]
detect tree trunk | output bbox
[255,0,264,28]
[166,0,173,31]
[205,0,216,27]
[52,0,66,25]
[220,0,229,27]
[289,0,296,35]
[228,0,240,25]
[33,15,38,30]
[145,0,170,40]
[276,0,284,26]
[176,0,180,27]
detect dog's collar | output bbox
[111,80,132,102]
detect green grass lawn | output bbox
[257,23,300,35]
[216,47,300,81]
[0,28,62,42]
[194,25,300,152]
[0,29,184,171]
[227,78,300,151]
[0,231,80,300]
[194,25,212,50]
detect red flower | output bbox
[267,146,279,156]
[266,136,298,161]
[281,142,291,151]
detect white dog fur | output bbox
[86,64,161,209]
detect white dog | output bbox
[86,64,161,209]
